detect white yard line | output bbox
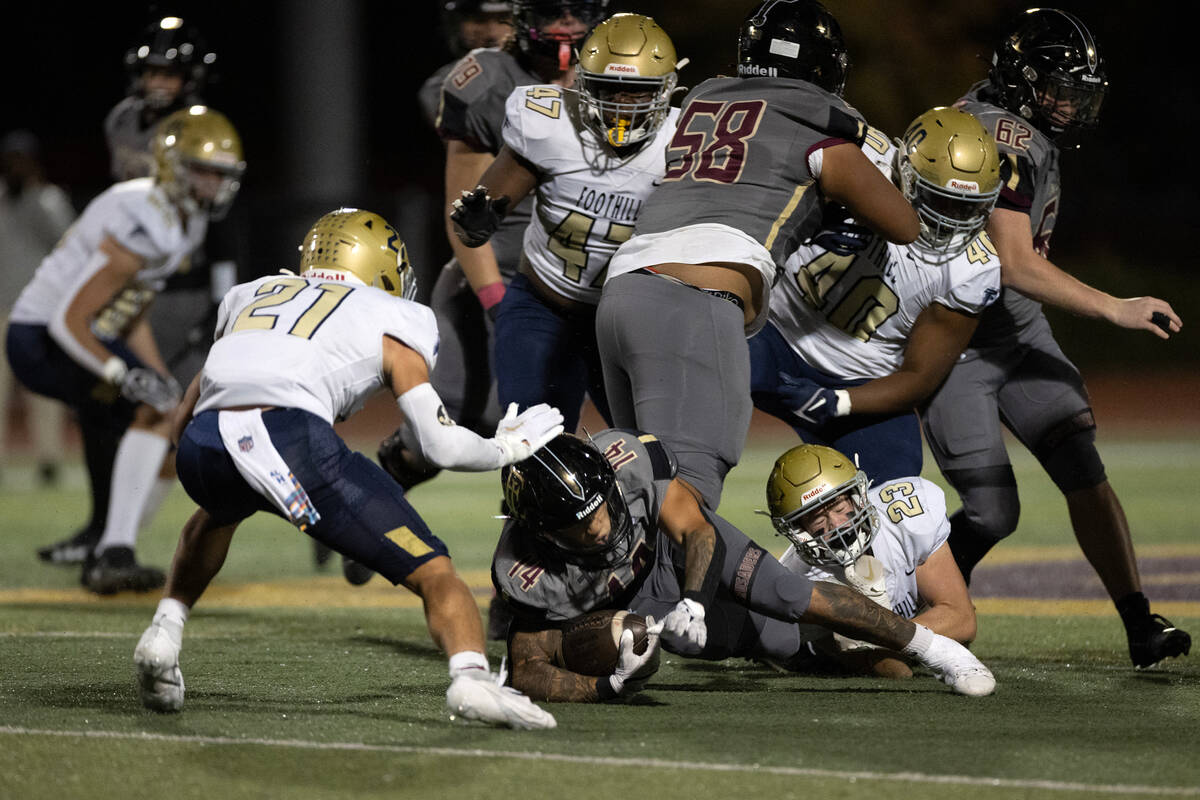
[1,726,1196,796]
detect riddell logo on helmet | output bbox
[947,179,980,192]
[801,486,827,503]
[738,64,778,77]
[575,493,604,520]
[604,63,639,75]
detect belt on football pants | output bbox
[631,267,745,312]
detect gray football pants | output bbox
[631,513,814,664]
[919,311,1096,541]
[595,271,752,511]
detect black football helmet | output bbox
[737,0,848,94]
[511,0,608,73]
[124,16,215,108]
[501,434,633,568]
[988,8,1107,137]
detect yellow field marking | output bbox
[975,597,1200,618]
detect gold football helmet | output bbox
[153,105,245,219]
[898,106,1001,262]
[298,208,418,301]
[766,444,877,568]
[576,13,678,148]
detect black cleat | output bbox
[377,430,440,490]
[341,555,375,586]
[313,539,334,569]
[1128,614,1191,668]
[81,547,165,595]
[37,528,101,565]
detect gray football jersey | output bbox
[104,96,163,182]
[956,81,1062,347]
[491,429,678,625]
[418,61,455,129]
[436,47,537,276]
[633,76,866,266]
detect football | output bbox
[558,609,653,676]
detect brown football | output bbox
[558,610,652,676]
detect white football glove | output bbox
[492,402,565,464]
[608,617,663,697]
[121,367,182,413]
[660,598,706,652]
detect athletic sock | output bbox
[138,478,175,531]
[1115,591,1151,634]
[96,430,170,554]
[151,598,189,649]
[448,650,490,679]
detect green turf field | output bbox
[1,433,1197,799]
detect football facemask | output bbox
[766,444,878,568]
[298,208,418,300]
[576,14,678,149]
[153,105,245,220]
[898,106,1001,263]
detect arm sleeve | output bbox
[395,382,504,471]
[46,250,120,378]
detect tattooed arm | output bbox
[508,627,609,703]
[802,580,918,652]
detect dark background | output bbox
[4,0,1196,368]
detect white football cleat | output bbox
[919,631,996,697]
[134,621,185,712]
[446,673,556,730]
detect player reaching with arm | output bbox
[492,432,995,703]
[133,209,563,729]
[7,106,244,594]
[764,444,975,678]
[378,0,608,498]
[750,106,1003,483]
[918,8,1189,668]
[593,0,919,512]
[450,13,682,434]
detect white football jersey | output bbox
[779,476,951,620]
[501,84,678,304]
[10,178,205,327]
[195,274,439,425]
[771,136,1002,381]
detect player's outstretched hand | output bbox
[493,402,565,464]
[608,620,662,697]
[777,372,839,427]
[660,598,706,652]
[450,186,510,248]
[1108,296,1182,339]
[121,368,182,414]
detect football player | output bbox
[451,13,682,434]
[594,0,919,511]
[418,1,515,128]
[379,0,607,495]
[7,106,244,593]
[133,209,563,729]
[917,8,1190,668]
[749,107,1003,483]
[766,444,976,678]
[492,432,996,702]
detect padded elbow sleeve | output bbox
[395,383,503,471]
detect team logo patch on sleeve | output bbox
[436,404,455,426]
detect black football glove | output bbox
[777,371,839,427]
[121,368,182,414]
[451,186,510,248]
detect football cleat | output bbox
[312,539,333,569]
[446,672,557,730]
[134,621,185,712]
[1128,614,1191,669]
[341,555,374,586]
[37,527,100,564]
[917,631,996,697]
[82,547,165,595]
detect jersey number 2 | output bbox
[231,278,353,339]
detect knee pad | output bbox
[943,465,1020,542]
[1033,410,1106,493]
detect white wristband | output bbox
[833,389,852,417]
[102,356,129,385]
